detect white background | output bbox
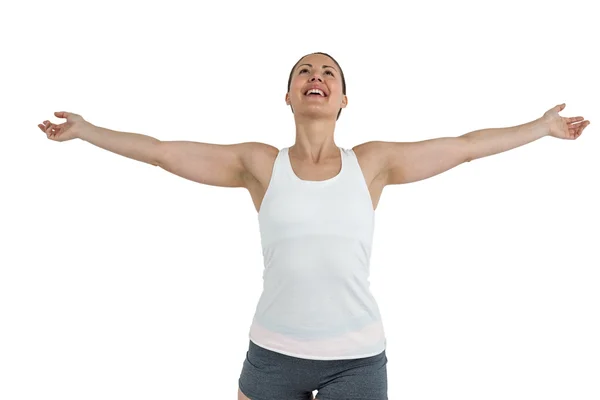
[2,0,598,399]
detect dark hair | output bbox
[287,52,347,121]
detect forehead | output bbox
[296,54,337,70]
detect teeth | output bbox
[305,89,325,96]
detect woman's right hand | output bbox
[37,111,95,142]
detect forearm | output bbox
[461,117,548,162]
[79,125,162,166]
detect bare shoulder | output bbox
[238,141,389,187]
[351,141,389,186]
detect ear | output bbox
[341,95,348,109]
[285,93,294,113]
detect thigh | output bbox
[238,340,315,400]
[315,350,388,400]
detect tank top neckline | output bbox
[285,146,344,184]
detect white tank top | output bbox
[248,146,387,360]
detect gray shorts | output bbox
[238,339,388,400]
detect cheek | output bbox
[290,84,308,100]
[293,80,305,92]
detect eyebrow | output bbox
[297,63,338,73]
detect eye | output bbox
[298,68,335,77]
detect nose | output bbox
[309,74,323,83]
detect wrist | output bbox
[78,122,99,141]
[534,117,551,137]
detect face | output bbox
[285,53,347,119]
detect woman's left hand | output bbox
[542,103,590,140]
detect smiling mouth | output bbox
[304,88,327,97]
[305,92,327,99]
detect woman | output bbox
[38,52,590,400]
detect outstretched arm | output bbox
[382,103,589,186]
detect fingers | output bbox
[571,120,589,139]
[581,121,590,133]
[38,112,68,136]
[39,120,58,138]
[38,121,50,132]
[568,116,584,124]
[552,103,566,114]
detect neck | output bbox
[291,117,338,163]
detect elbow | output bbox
[462,137,474,163]
[152,140,165,167]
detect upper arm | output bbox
[382,137,471,186]
[156,140,261,188]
